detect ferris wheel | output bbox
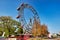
[16,3,40,34]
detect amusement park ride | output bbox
[16,3,40,34]
[16,3,49,38]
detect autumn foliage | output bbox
[32,18,41,37]
[31,18,49,37]
[41,24,49,36]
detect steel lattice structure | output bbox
[17,3,40,34]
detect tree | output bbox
[32,18,41,37]
[41,24,49,37]
[0,31,3,36]
[0,16,23,37]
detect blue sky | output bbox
[0,0,60,34]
